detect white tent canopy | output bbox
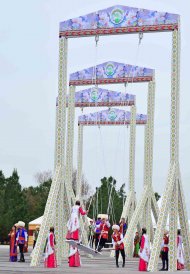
[29,216,43,225]
[29,215,93,225]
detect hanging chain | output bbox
[139,32,144,45]
[93,35,99,87]
[124,82,128,93]
[95,34,99,46]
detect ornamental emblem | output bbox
[110,8,125,25]
[105,63,115,77]
[90,88,98,102]
[108,109,117,121]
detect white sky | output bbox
[0,0,190,214]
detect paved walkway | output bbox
[0,245,186,274]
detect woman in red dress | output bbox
[139,228,150,271]
[8,225,17,262]
[44,227,57,268]
[66,200,87,267]
[177,230,184,270]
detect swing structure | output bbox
[61,88,136,250]
[68,60,157,253]
[69,90,136,198]
[30,5,190,272]
[77,107,147,253]
[77,107,147,217]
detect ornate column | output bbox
[120,105,136,222]
[148,28,190,272]
[30,37,68,266]
[168,28,180,271]
[65,85,76,202]
[128,105,136,193]
[144,80,156,238]
[76,124,84,199]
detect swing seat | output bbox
[66,240,102,256]
[101,247,115,251]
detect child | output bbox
[112,224,125,268]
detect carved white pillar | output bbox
[76,124,84,199]
[30,37,68,266]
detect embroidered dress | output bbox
[177,235,184,270]
[133,234,140,258]
[66,205,86,267]
[66,205,86,240]
[139,234,150,271]
[44,232,57,268]
[68,246,81,267]
[9,230,17,262]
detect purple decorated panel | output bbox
[78,108,147,125]
[60,5,179,33]
[60,12,97,31]
[75,87,135,105]
[70,61,153,81]
[56,88,135,107]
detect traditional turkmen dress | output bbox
[139,234,150,271]
[133,234,140,258]
[177,235,184,270]
[9,230,17,262]
[66,205,86,267]
[44,232,57,268]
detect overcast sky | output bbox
[0,0,190,214]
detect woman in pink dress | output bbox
[66,200,87,267]
[177,230,184,270]
[44,227,57,268]
[139,228,150,271]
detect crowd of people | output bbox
[7,200,185,271]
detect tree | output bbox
[87,176,126,225]
[22,169,91,225]
[0,169,26,242]
[0,168,91,242]
[22,179,52,224]
[34,170,52,184]
[0,171,6,243]
[72,169,92,198]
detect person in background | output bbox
[133,231,140,258]
[160,231,169,271]
[95,217,102,250]
[112,224,125,268]
[44,227,57,268]
[33,226,40,249]
[119,217,127,236]
[97,218,110,252]
[16,221,28,262]
[177,229,184,270]
[88,220,95,248]
[8,225,17,262]
[139,228,150,271]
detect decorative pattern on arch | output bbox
[56,87,135,107]
[60,5,179,37]
[69,61,153,86]
[78,108,147,125]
